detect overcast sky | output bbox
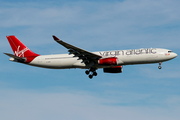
[0,0,180,120]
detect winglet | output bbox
[52,35,60,41]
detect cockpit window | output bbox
[168,51,173,53]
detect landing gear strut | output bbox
[85,68,97,79]
[158,62,162,69]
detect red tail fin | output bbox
[6,35,39,63]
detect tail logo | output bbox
[15,46,29,57]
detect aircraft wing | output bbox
[53,35,102,65]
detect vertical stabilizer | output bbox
[6,35,39,63]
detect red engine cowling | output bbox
[103,66,123,73]
[98,57,117,65]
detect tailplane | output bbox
[6,35,39,63]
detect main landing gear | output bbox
[85,67,97,79]
[158,62,162,69]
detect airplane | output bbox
[4,35,177,79]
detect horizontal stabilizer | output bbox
[4,53,26,62]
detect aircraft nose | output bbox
[173,52,178,58]
[175,53,178,57]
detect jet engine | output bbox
[98,57,117,65]
[103,66,123,73]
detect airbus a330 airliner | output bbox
[4,35,177,79]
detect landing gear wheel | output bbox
[89,75,93,79]
[86,67,97,79]
[93,72,97,76]
[158,66,162,69]
[85,70,90,75]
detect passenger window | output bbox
[168,51,172,53]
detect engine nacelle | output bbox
[98,57,117,65]
[103,66,123,73]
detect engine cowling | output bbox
[103,66,123,73]
[98,57,117,65]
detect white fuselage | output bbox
[28,48,177,69]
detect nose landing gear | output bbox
[85,68,97,79]
[158,62,162,69]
